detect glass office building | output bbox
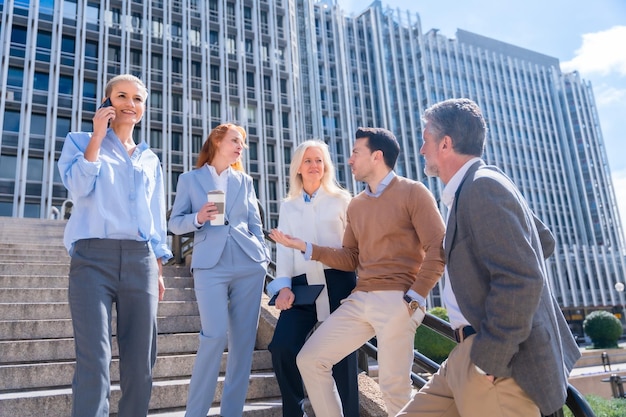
[1,0,624,325]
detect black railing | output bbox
[167,227,595,417]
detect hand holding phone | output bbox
[99,97,112,109]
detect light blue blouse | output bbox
[58,128,172,261]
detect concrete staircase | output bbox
[0,217,283,417]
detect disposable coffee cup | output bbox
[207,190,225,225]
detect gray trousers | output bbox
[68,238,159,417]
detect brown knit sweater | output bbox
[312,176,445,298]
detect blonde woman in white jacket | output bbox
[267,140,359,417]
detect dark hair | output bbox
[422,98,486,156]
[196,123,247,171]
[355,127,400,169]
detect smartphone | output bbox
[99,97,112,109]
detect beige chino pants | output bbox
[296,290,420,417]
[396,335,540,417]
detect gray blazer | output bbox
[445,161,580,415]
[168,167,269,270]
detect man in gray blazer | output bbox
[397,98,580,417]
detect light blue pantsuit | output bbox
[68,238,159,417]
[186,241,266,416]
[168,165,270,417]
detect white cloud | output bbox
[561,26,626,76]
[593,83,626,107]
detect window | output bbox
[58,75,73,95]
[227,35,236,55]
[30,114,46,135]
[191,61,201,78]
[61,35,75,54]
[7,67,23,87]
[172,57,182,74]
[172,94,183,112]
[151,53,163,70]
[131,12,142,31]
[210,65,220,82]
[151,18,163,38]
[3,110,20,132]
[33,71,50,91]
[56,117,71,138]
[83,80,97,98]
[131,49,141,66]
[150,130,162,149]
[63,0,77,19]
[85,40,98,59]
[228,69,237,85]
[211,101,221,118]
[37,30,52,49]
[151,91,162,108]
[0,155,17,179]
[247,106,257,124]
[192,134,203,153]
[171,132,182,151]
[190,27,201,47]
[86,3,99,22]
[26,158,43,181]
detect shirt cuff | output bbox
[405,289,426,307]
[303,242,313,260]
[194,213,204,228]
[266,277,292,295]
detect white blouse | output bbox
[274,188,351,320]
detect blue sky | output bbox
[338,0,626,233]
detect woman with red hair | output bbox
[169,123,269,417]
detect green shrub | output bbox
[563,394,626,417]
[583,310,623,349]
[414,307,456,364]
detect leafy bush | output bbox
[583,310,623,349]
[414,307,456,364]
[563,395,626,417]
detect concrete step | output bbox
[0,314,202,340]
[0,274,193,289]
[0,300,199,320]
[0,255,68,263]
[0,245,67,255]
[0,275,68,289]
[147,398,284,417]
[0,286,195,303]
[0,371,281,417]
[0,263,69,275]
[0,350,273,391]
[1,333,201,363]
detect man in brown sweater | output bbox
[270,127,445,416]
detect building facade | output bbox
[1,0,624,327]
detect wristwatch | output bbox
[403,294,421,311]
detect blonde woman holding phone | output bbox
[58,74,172,417]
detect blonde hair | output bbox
[104,74,148,100]
[196,123,247,171]
[286,139,350,200]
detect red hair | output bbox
[196,123,247,171]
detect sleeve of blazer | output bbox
[168,172,199,236]
[244,175,270,261]
[466,175,546,377]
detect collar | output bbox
[303,188,320,203]
[441,157,482,209]
[365,170,396,197]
